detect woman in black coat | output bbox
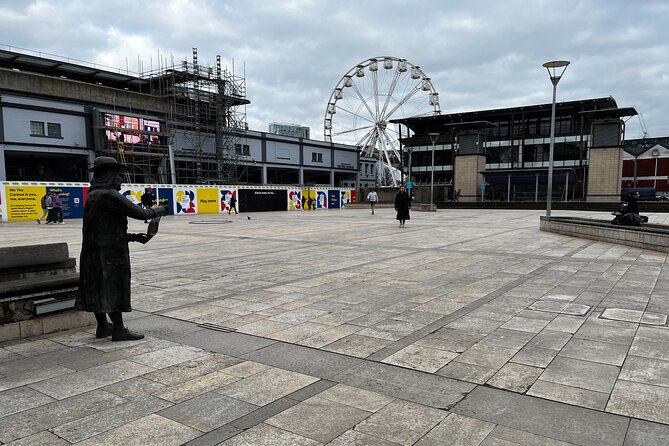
[394,185,411,227]
[76,157,167,341]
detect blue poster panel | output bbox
[328,190,340,209]
[47,186,85,219]
[157,188,174,215]
[316,190,328,209]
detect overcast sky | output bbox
[1,0,667,140]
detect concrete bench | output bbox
[540,216,669,253]
[0,243,86,339]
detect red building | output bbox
[622,137,669,195]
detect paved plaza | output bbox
[3,207,669,445]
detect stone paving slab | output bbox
[454,386,629,446]
[0,390,127,443]
[353,399,447,445]
[75,414,200,446]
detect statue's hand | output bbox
[128,233,150,244]
[154,205,169,217]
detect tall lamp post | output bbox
[543,60,569,218]
[428,132,439,208]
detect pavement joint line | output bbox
[180,381,336,445]
[284,379,337,402]
[183,424,242,446]
[563,239,597,257]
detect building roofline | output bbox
[390,97,618,126]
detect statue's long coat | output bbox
[76,189,158,313]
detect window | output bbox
[47,123,62,138]
[30,121,45,136]
[364,164,368,174]
[235,143,250,156]
[30,121,62,138]
[312,152,323,162]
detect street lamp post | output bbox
[428,132,439,208]
[543,60,570,218]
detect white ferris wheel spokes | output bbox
[324,56,440,185]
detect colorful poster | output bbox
[47,186,85,219]
[174,188,197,214]
[350,188,357,203]
[301,188,317,211]
[4,185,46,221]
[287,189,301,210]
[120,186,143,207]
[0,183,360,220]
[0,184,6,221]
[316,190,328,209]
[340,190,351,207]
[157,188,174,215]
[328,190,340,209]
[220,188,239,213]
[197,187,219,214]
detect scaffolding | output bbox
[141,47,248,184]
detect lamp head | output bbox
[543,60,570,84]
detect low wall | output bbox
[540,216,669,253]
[0,182,357,222]
[0,311,95,342]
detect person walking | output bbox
[228,193,238,215]
[37,193,49,224]
[76,156,168,341]
[140,187,155,223]
[52,192,64,224]
[367,189,378,215]
[45,192,56,224]
[394,185,411,228]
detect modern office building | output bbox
[0,48,360,187]
[392,97,639,202]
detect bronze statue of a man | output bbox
[76,156,168,341]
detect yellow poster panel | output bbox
[301,188,317,211]
[5,185,47,221]
[197,188,219,214]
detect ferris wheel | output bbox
[324,56,441,185]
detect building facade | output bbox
[622,137,669,195]
[0,48,360,187]
[358,155,377,189]
[393,97,639,202]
